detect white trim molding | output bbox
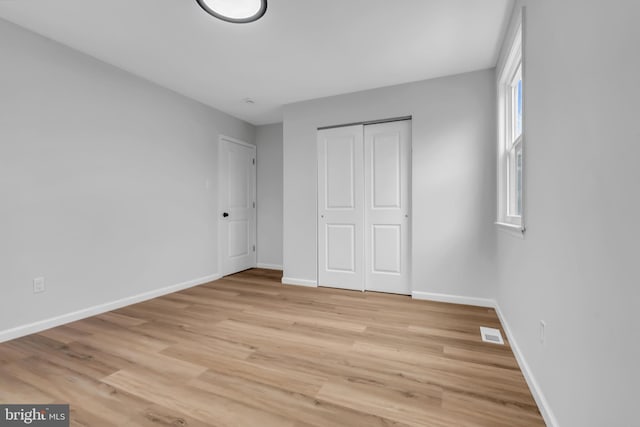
[282,277,317,287]
[494,304,559,427]
[412,290,557,427]
[0,273,221,344]
[497,10,526,232]
[218,134,256,149]
[495,221,526,239]
[257,263,283,270]
[411,291,495,308]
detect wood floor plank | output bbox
[190,370,408,427]
[103,368,298,427]
[0,368,56,404]
[0,268,544,426]
[316,378,443,427]
[38,325,92,345]
[192,349,327,396]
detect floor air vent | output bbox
[480,327,504,345]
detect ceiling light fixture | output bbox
[196,0,267,23]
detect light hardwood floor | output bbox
[0,269,544,426]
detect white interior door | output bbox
[317,125,364,291]
[219,136,256,276]
[364,121,411,294]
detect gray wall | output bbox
[256,123,283,269]
[283,69,497,297]
[495,1,640,426]
[0,19,255,333]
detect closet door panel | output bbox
[318,125,364,291]
[364,121,411,294]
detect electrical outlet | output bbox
[539,320,546,344]
[33,277,45,294]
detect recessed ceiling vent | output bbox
[480,327,504,345]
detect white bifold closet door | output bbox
[318,120,411,294]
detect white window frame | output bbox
[497,21,525,233]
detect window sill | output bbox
[495,221,525,239]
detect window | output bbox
[497,22,524,230]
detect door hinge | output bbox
[252,245,256,252]
[252,158,255,165]
[253,201,256,208]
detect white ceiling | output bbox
[0,0,513,125]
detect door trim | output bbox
[219,134,256,149]
[218,135,257,277]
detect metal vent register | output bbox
[480,326,505,345]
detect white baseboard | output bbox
[494,304,558,427]
[411,291,495,308]
[0,273,221,344]
[257,263,283,270]
[411,289,557,426]
[282,277,317,287]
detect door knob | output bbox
[222,212,229,218]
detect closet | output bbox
[317,119,411,294]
